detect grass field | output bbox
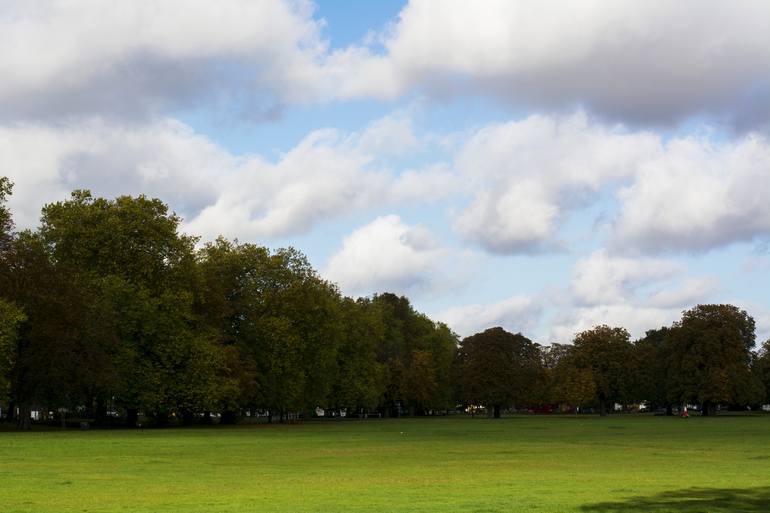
[1,415,769,512]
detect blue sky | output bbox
[2,0,770,343]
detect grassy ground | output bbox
[1,415,769,512]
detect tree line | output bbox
[1,178,770,429]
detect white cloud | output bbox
[183,127,389,240]
[550,251,719,341]
[354,113,419,157]
[4,1,770,130]
[549,304,684,343]
[0,0,332,121]
[612,134,770,253]
[7,1,769,130]
[450,113,770,255]
[368,0,770,128]
[0,118,228,229]
[453,112,660,253]
[323,215,447,297]
[0,112,458,240]
[571,250,682,306]
[646,277,720,309]
[389,163,460,203]
[434,295,541,339]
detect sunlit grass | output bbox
[1,415,769,512]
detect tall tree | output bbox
[632,327,676,414]
[456,327,542,418]
[37,191,216,425]
[544,344,597,411]
[197,239,344,421]
[330,297,385,413]
[755,340,770,404]
[0,298,25,416]
[572,325,633,416]
[372,293,456,416]
[668,304,762,415]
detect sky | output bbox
[2,0,770,344]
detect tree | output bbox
[0,298,25,415]
[572,325,633,416]
[632,327,676,414]
[37,191,217,425]
[330,298,385,413]
[456,327,542,418]
[0,230,129,428]
[544,344,596,411]
[196,239,344,421]
[755,340,770,404]
[0,177,13,251]
[39,190,197,292]
[668,304,762,415]
[0,177,23,417]
[370,293,456,416]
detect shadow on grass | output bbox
[581,486,770,512]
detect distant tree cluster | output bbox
[1,179,769,429]
[456,307,768,417]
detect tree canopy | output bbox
[0,179,768,428]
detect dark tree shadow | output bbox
[581,486,770,512]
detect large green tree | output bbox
[631,327,681,414]
[755,340,770,404]
[544,344,596,411]
[196,238,344,421]
[372,293,456,416]
[456,327,542,418]
[572,325,633,416]
[668,304,762,415]
[329,297,386,414]
[0,231,123,428]
[0,298,25,416]
[37,191,222,425]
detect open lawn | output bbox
[1,415,769,512]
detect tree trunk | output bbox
[220,410,238,425]
[94,396,107,427]
[126,408,139,427]
[181,410,196,425]
[665,404,673,416]
[599,402,607,417]
[702,401,715,416]
[60,409,66,429]
[493,404,501,418]
[16,404,31,430]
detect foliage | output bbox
[0,177,13,251]
[571,325,633,415]
[1,184,767,426]
[755,340,770,403]
[456,327,542,417]
[667,304,763,414]
[0,298,25,407]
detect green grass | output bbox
[1,415,770,512]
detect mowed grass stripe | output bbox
[1,416,769,512]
